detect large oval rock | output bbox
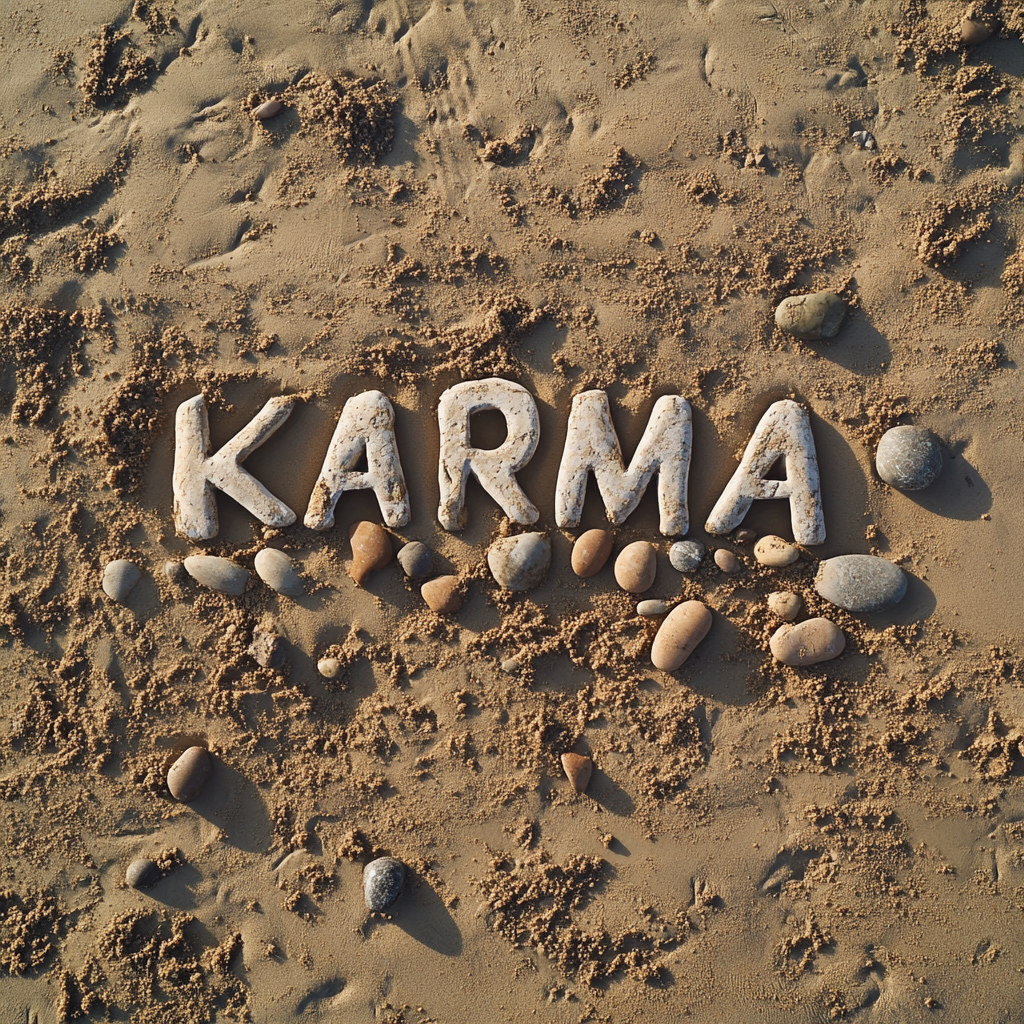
[349,521,392,586]
[875,426,943,491]
[775,291,846,340]
[364,856,405,912]
[167,746,212,802]
[614,541,657,593]
[770,618,845,666]
[421,575,463,614]
[397,541,432,579]
[102,559,142,602]
[754,536,799,567]
[487,533,550,591]
[571,529,613,578]
[815,554,907,613]
[254,548,304,597]
[651,600,712,671]
[184,556,249,597]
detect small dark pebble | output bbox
[363,856,405,912]
[249,628,286,670]
[126,858,161,889]
[397,541,432,579]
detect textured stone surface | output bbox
[637,599,671,616]
[754,535,799,567]
[669,540,704,572]
[184,555,250,596]
[167,746,212,803]
[774,291,846,340]
[254,548,305,596]
[875,426,943,491]
[571,529,614,578]
[487,533,551,591]
[317,657,341,679]
[651,600,712,671]
[363,856,405,912]
[614,541,657,593]
[815,554,907,613]
[770,618,845,666]
[102,559,142,602]
[767,591,802,621]
[249,629,285,669]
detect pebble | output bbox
[960,17,991,44]
[102,559,142,602]
[651,600,713,672]
[571,529,614,578]
[397,541,432,579]
[561,752,593,794]
[487,533,551,591]
[770,618,845,666]
[125,858,161,889]
[775,291,846,340]
[183,555,250,597]
[614,541,657,593]
[851,130,877,150]
[163,560,183,580]
[500,657,521,674]
[254,548,304,597]
[254,98,284,119]
[875,426,943,491]
[734,527,757,545]
[167,746,212,803]
[349,521,392,586]
[317,657,342,679]
[714,548,740,573]
[767,591,802,621]
[249,629,285,670]
[363,856,405,912]
[421,575,463,614]
[669,540,704,572]
[637,599,671,617]
[814,554,907,613]
[754,535,799,567]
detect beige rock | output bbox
[254,548,304,596]
[769,618,845,666]
[651,600,712,671]
[421,575,463,614]
[167,746,212,802]
[714,548,740,573]
[960,17,991,44]
[348,521,391,585]
[102,558,142,602]
[254,98,284,119]
[561,752,593,794]
[614,541,657,593]
[317,657,342,679]
[754,535,799,567]
[571,529,614,577]
[767,591,802,621]
[183,555,250,596]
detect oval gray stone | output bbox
[364,856,405,912]
[487,533,551,591]
[125,858,161,889]
[254,548,305,597]
[875,426,943,491]
[167,746,212,802]
[397,541,432,579]
[775,291,846,340]
[815,554,907,613]
[669,540,704,572]
[637,599,671,616]
[102,559,142,602]
[184,556,250,597]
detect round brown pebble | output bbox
[714,548,740,573]
[421,575,463,614]
[571,529,614,578]
[754,535,799,567]
[614,541,657,593]
[769,618,845,667]
[651,600,713,671]
[561,752,593,794]
[126,858,161,889]
[167,746,212,803]
[254,98,284,119]
[767,591,802,621]
[348,521,392,586]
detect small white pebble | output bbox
[317,657,341,679]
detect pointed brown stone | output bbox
[421,575,463,614]
[561,752,593,794]
[348,521,392,586]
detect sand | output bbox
[0,0,1023,1020]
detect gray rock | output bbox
[637,599,671,616]
[167,746,212,802]
[254,548,305,597]
[102,559,142,602]
[397,541,432,579]
[487,533,550,591]
[249,629,286,670]
[669,540,704,572]
[815,554,907,613]
[775,291,846,340]
[125,858,161,889]
[163,560,184,580]
[363,856,405,912]
[875,426,943,491]
[183,555,250,597]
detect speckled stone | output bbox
[767,591,802,621]
[184,555,250,597]
[714,548,740,574]
[125,858,161,889]
[637,599,671,617]
[614,542,657,593]
[102,559,142,602]
[254,548,305,597]
[815,554,907,613]
[317,657,341,679]
[754,536,799,567]
[770,618,845,666]
[397,541,432,579]
[363,856,405,912]
[249,629,285,670]
[875,426,943,491]
[775,291,846,340]
[669,540,704,572]
[487,533,551,591]
[561,753,593,794]
[167,746,212,803]
[571,529,614,578]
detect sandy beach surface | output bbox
[1,0,1023,1020]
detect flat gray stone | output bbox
[254,548,305,597]
[775,291,846,340]
[102,559,142,602]
[184,555,250,597]
[397,541,432,579]
[669,540,704,572]
[875,426,943,491]
[815,554,907,613]
[487,533,550,591]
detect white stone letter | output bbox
[555,391,692,536]
[304,391,410,530]
[437,378,540,531]
[173,394,297,541]
[705,399,825,544]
